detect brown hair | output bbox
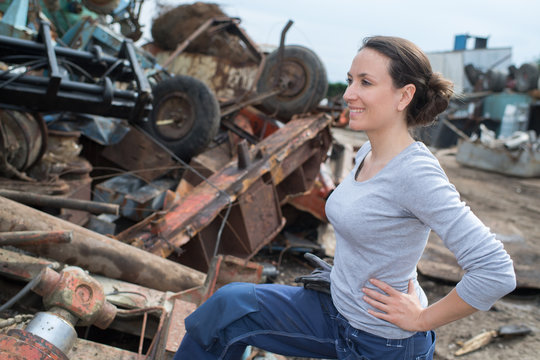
[360,36,454,127]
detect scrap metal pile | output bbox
[0,1,336,358]
[419,45,540,177]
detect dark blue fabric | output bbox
[185,282,260,349]
[174,283,436,360]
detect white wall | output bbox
[427,47,512,93]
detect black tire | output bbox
[141,75,220,161]
[257,45,328,121]
[81,0,121,15]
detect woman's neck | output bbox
[366,126,415,165]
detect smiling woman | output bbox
[170,35,516,360]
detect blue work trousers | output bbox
[174,283,435,360]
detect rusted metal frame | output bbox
[162,15,268,109]
[220,19,295,113]
[222,17,263,63]
[0,230,73,246]
[276,20,294,88]
[183,177,286,271]
[161,117,328,257]
[220,88,281,118]
[116,115,332,258]
[0,188,120,215]
[221,17,267,97]
[162,17,237,70]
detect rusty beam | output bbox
[0,189,119,215]
[0,247,54,281]
[117,114,332,260]
[0,196,205,292]
[0,230,73,246]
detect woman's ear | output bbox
[397,84,416,112]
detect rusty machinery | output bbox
[0,266,117,359]
[0,247,264,359]
[0,0,328,164]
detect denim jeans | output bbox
[174,283,435,360]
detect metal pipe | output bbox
[0,230,73,246]
[0,73,138,99]
[0,189,119,215]
[0,34,132,79]
[276,20,294,86]
[162,17,216,70]
[0,195,205,292]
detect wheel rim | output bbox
[154,91,196,140]
[277,60,308,99]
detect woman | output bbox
[174,36,516,360]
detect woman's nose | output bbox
[343,85,355,102]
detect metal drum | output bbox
[0,109,47,172]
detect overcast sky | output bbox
[139,0,540,83]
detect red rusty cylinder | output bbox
[32,266,117,329]
[0,329,69,360]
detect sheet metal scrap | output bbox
[456,138,540,178]
[117,114,332,268]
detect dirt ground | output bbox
[254,130,540,360]
[425,147,540,360]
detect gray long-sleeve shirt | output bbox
[326,141,516,339]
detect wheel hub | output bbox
[278,61,307,98]
[154,92,196,140]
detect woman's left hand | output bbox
[362,278,426,332]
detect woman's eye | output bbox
[361,79,371,86]
[346,78,352,85]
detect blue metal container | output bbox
[454,34,468,50]
[482,93,532,122]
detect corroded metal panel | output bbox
[155,52,259,100]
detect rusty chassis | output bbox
[118,113,333,271]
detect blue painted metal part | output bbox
[62,18,157,70]
[0,0,34,39]
[123,178,177,221]
[93,174,177,222]
[0,0,28,28]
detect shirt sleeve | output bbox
[397,153,516,311]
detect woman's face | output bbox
[343,48,407,132]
